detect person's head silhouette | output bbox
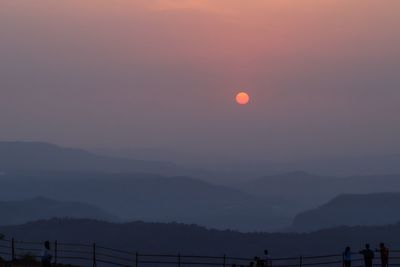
[380,243,385,248]
[365,244,370,249]
[44,241,50,250]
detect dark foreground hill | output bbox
[290,192,400,232]
[0,197,118,226]
[1,218,400,258]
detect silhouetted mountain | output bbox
[92,147,400,177]
[0,172,289,232]
[284,154,400,176]
[290,193,400,232]
[0,197,118,226]
[242,172,400,215]
[1,218,400,258]
[198,154,400,178]
[0,141,181,175]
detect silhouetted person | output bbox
[343,246,351,267]
[41,241,52,267]
[254,257,263,267]
[359,244,374,267]
[378,243,389,267]
[264,250,272,267]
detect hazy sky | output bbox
[1,0,400,162]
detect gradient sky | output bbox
[1,0,400,162]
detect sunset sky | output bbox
[1,0,400,162]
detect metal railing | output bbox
[0,237,397,267]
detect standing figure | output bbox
[359,244,374,267]
[264,250,272,267]
[343,246,351,267]
[41,241,52,267]
[379,243,389,267]
[254,257,263,267]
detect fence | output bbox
[0,237,399,267]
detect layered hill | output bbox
[0,197,117,225]
[241,172,400,214]
[0,141,181,175]
[290,192,400,232]
[0,173,289,232]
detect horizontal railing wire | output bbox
[0,237,399,267]
[97,245,136,256]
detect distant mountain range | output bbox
[241,171,400,215]
[1,218,400,259]
[0,172,289,232]
[5,141,400,181]
[0,197,117,226]
[3,141,400,232]
[0,141,294,232]
[290,192,400,232]
[92,147,400,177]
[0,141,182,175]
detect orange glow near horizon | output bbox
[236,92,250,105]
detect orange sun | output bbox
[236,92,250,105]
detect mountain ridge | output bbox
[0,197,118,226]
[0,141,182,175]
[290,192,400,232]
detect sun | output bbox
[236,92,250,105]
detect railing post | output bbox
[135,252,139,267]
[342,252,344,267]
[299,256,303,267]
[223,254,226,267]
[11,238,15,261]
[178,253,181,267]
[54,240,58,265]
[93,243,96,267]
